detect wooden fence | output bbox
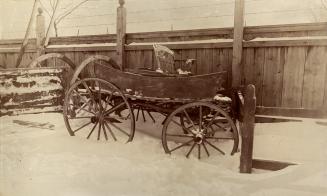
[1,22,327,117]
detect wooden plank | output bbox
[242,48,255,85]
[253,47,265,106]
[302,46,327,109]
[262,47,284,107]
[0,53,6,68]
[325,60,327,110]
[256,106,327,118]
[232,0,245,87]
[196,49,212,75]
[282,47,306,108]
[5,53,17,68]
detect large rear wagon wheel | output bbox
[63,78,135,142]
[162,102,239,159]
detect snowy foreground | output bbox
[0,113,327,196]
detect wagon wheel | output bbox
[63,78,135,142]
[162,102,239,159]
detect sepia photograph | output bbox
[0,0,327,195]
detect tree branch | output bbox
[55,0,89,25]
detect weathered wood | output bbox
[232,0,245,87]
[301,46,327,109]
[95,65,227,100]
[253,47,265,106]
[262,47,284,107]
[0,67,66,116]
[36,8,46,57]
[116,0,126,70]
[241,48,255,85]
[240,84,256,174]
[196,49,212,74]
[282,47,306,108]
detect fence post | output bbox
[116,0,126,70]
[36,7,45,57]
[232,0,245,87]
[240,84,256,173]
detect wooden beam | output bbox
[232,0,245,87]
[116,0,126,70]
[240,85,256,173]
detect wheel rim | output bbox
[162,102,239,159]
[63,78,135,142]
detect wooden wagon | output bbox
[29,44,239,160]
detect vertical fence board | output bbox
[262,47,284,107]
[302,46,327,109]
[196,49,213,74]
[5,53,17,68]
[242,48,255,85]
[282,47,306,108]
[0,53,6,68]
[253,47,265,106]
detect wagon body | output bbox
[93,64,227,102]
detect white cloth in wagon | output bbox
[153,44,195,75]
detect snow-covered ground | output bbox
[0,112,327,196]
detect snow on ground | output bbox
[0,112,327,196]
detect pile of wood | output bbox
[0,67,65,116]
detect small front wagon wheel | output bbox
[162,102,239,159]
[63,78,135,142]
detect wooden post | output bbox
[36,7,45,57]
[240,84,256,173]
[232,0,245,87]
[116,0,126,70]
[15,0,39,68]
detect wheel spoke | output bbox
[136,107,140,121]
[202,142,210,157]
[87,121,99,139]
[96,81,103,111]
[166,133,194,138]
[81,81,98,111]
[213,122,228,131]
[198,144,201,159]
[104,102,126,116]
[97,122,102,140]
[171,118,194,135]
[102,122,108,141]
[169,139,194,153]
[69,116,94,119]
[199,106,202,130]
[183,110,197,133]
[103,121,117,141]
[204,139,225,155]
[73,121,92,133]
[105,120,130,137]
[204,111,220,130]
[205,136,234,140]
[186,142,197,158]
